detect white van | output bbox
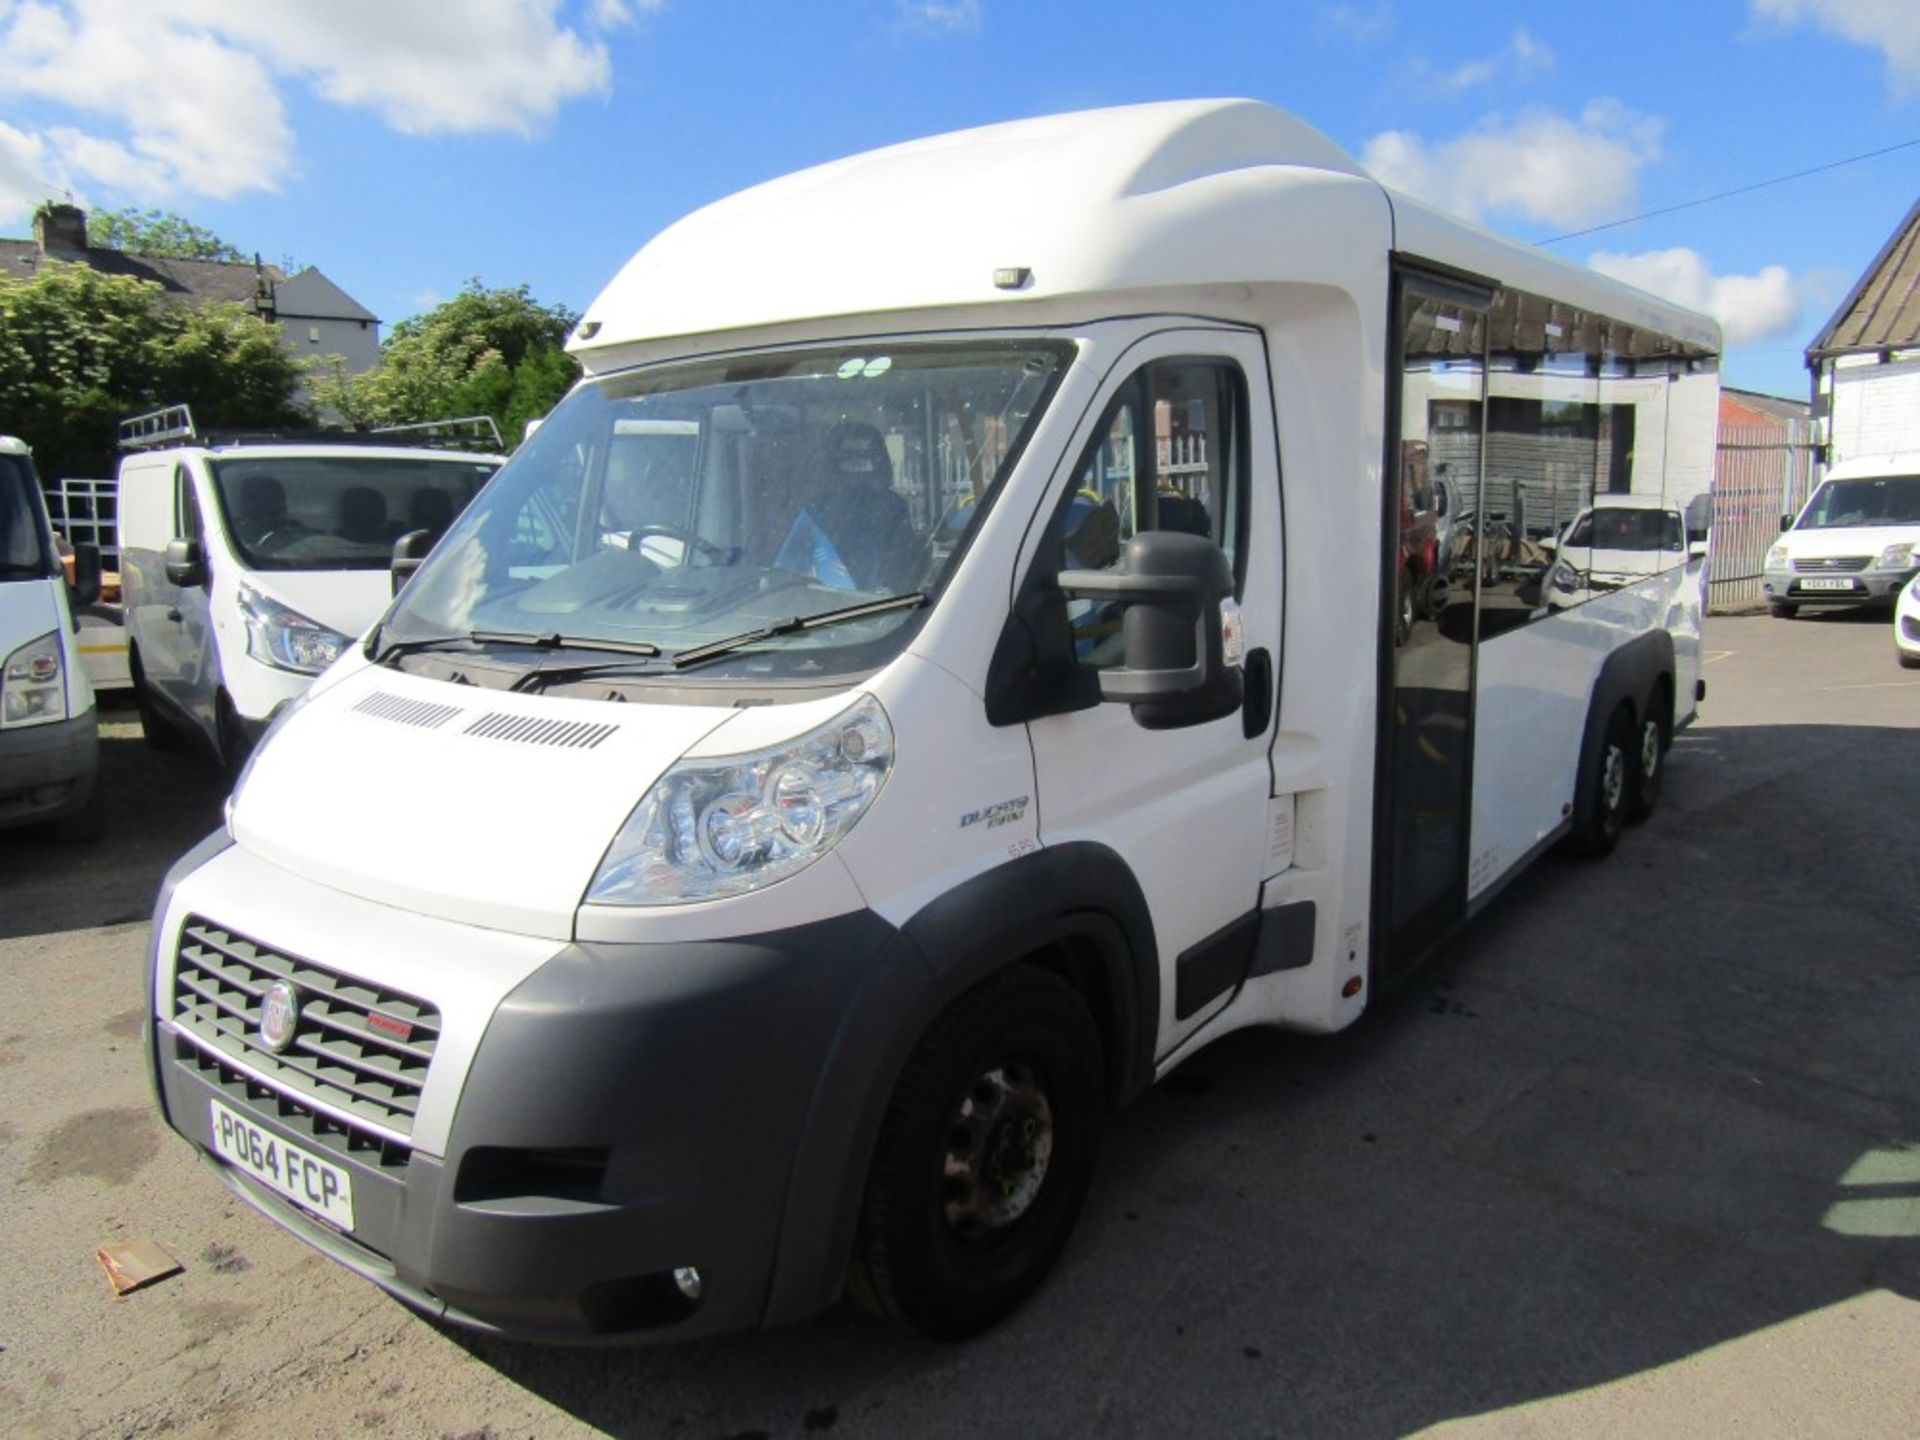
[146,101,1719,1344]
[1533,495,1707,612]
[0,435,102,838]
[1762,454,1920,617]
[117,408,503,766]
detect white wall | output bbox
[1828,355,1920,463]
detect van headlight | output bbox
[1764,544,1789,570]
[587,695,894,906]
[240,584,349,674]
[1,632,66,728]
[1876,542,1915,570]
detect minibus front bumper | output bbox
[149,840,928,1344]
[0,709,98,827]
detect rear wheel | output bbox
[849,964,1103,1340]
[1768,600,1798,619]
[215,690,252,781]
[1627,692,1668,823]
[1568,704,1633,859]
[128,647,182,752]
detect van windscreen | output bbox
[381,341,1069,679]
[208,455,501,571]
[0,453,56,581]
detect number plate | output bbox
[209,1099,355,1229]
[1801,577,1857,591]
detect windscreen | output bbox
[209,454,500,571]
[0,453,56,581]
[1796,476,1920,530]
[1564,507,1683,552]
[383,341,1067,675]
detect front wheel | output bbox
[849,964,1103,1340]
[129,648,182,752]
[1568,704,1634,859]
[1768,600,1798,619]
[1627,695,1668,823]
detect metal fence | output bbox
[1709,423,1816,611]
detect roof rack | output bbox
[372,415,504,451]
[115,405,508,455]
[119,405,197,451]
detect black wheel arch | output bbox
[1573,629,1673,829]
[762,842,1158,1327]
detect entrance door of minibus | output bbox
[1376,269,1490,982]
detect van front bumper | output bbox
[0,709,98,827]
[149,846,922,1344]
[1763,565,1916,606]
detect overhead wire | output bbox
[1536,137,1920,245]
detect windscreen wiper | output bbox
[372,628,660,668]
[670,592,929,670]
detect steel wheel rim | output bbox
[1640,720,1660,781]
[941,1062,1054,1241]
[1603,743,1627,814]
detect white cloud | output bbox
[1361,100,1664,228]
[0,1,625,224]
[1416,28,1554,95]
[1588,247,1805,344]
[0,120,59,219]
[896,0,981,36]
[1318,2,1392,45]
[1752,0,1920,93]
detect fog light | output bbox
[672,1265,703,1302]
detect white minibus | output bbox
[147,100,1719,1343]
[1,435,102,839]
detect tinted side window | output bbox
[174,465,203,544]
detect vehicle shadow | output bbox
[0,698,226,942]
[436,719,1920,1438]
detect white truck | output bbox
[117,408,503,768]
[0,435,102,838]
[145,100,1719,1344]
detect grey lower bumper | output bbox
[152,904,929,1344]
[0,708,98,827]
[1764,569,1914,605]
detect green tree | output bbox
[311,280,580,446]
[0,262,308,479]
[85,206,250,264]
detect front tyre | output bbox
[1627,692,1668,823]
[1768,600,1798,619]
[1568,704,1634,859]
[849,964,1103,1340]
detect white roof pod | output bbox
[573,97,1718,369]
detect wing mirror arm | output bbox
[391,529,436,596]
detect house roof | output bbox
[1807,197,1920,361]
[0,239,285,308]
[274,267,379,323]
[1722,387,1811,425]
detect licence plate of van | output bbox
[209,1099,355,1229]
[1801,577,1857,592]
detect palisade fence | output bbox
[1710,423,1816,611]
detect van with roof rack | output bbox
[116,406,505,767]
[1,434,103,838]
[145,100,1719,1345]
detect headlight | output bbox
[240,584,349,674]
[587,694,894,906]
[1,631,66,728]
[1876,542,1915,570]
[1765,544,1789,569]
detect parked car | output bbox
[1533,495,1701,611]
[1895,571,1920,669]
[0,435,102,838]
[1763,456,1920,618]
[117,407,503,768]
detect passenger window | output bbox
[173,465,203,544]
[1043,359,1246,668]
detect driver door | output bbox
[1019,328,1282,1059]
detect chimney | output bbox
[33,202,88,256]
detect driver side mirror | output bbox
[1781,514,1793,532]
[1688,539,1709,561]
[164,537,205,589]
[391,529,435,596]
[68,541,102,608]
[1056,531,1243,730]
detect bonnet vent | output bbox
[462,712,618,750]
[350,692,464,730]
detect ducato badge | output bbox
[259,981,300,1053]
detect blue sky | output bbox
[2,0,1918,399]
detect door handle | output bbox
[1242,647,1273,738]
[166,607,183,622]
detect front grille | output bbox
[171,916,440,1140]
[175,1038,411,1168]
[1793,556,1870,573]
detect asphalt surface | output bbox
[1,607,1916,1439]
